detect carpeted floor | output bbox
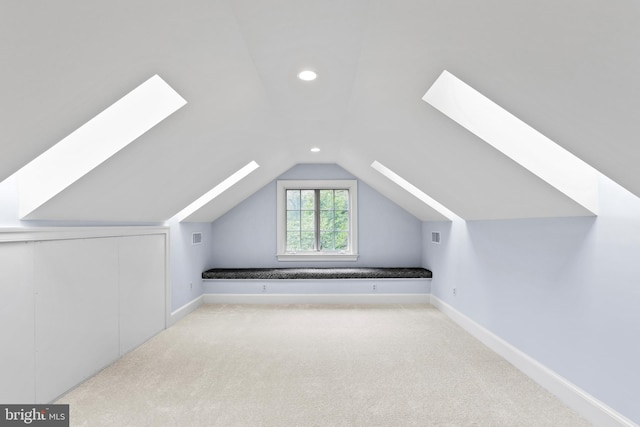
[57,304,591,426]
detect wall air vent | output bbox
[192,232,203,245]
[431,231,441,244]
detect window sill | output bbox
[277,253,359,262]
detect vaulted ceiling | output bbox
[2,1,639,222]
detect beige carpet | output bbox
[57,304,591,426]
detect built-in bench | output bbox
[202,267,432,280]
[201,267,432,304]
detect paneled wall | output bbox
[0,241,35,403]
[0,227,168,403]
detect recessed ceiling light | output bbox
[298,70,317,81]
[310,147,321,152]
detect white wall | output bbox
[203,279,430,295]
[167,219,212,311]
[423,176,640,425]
[0,241,35,403]
[0,228,167,403]
[210,164,423,268]
[34,237,121,403]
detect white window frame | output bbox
[276,179,358,262]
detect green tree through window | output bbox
[286,189,350,252]
[277,179,358,261]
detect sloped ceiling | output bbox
[1,1,639,222]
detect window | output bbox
[277,180,358,261]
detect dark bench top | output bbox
[202,267,432,280]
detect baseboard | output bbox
[430,295,638,427]
[169,295,204,326]
[203,293,430,305]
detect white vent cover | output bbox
[192,232,203,245]
[431,231,441,244]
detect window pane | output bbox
[286,211,300,230]
[301,190,315,210]
[300,232,315,251]
[335,232,349,250]
[335,210,349,231]
[320,232,335,251]
[301,210,315,230]
[319,190,334,210]
[286,190,300,210]
[320,210,334,231]
[286,232,300,251]
[335,190,349,210]
[279,181,355,258]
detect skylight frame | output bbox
[16,74,187,219]
[422,70,599,215]
[173,161,260,222]
[371,160,462,221]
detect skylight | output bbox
[17,75,187,218]
[371,160,462,221]
[423,70,599,215]
[173,161,260,222]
